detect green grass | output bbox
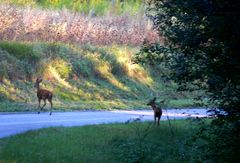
[0,0,145,16]
[169,99,197,108]
[0,120,206,162]
[0,41,199,112]
[0,41,39,61]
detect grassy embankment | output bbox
[0,120,207,162]
[0,41,197,112]
[0,2,200,112]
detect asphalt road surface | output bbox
[0,108,209,138]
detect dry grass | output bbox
[0,4,160,46]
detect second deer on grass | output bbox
[147,97,162,126]
[34,77,53,115]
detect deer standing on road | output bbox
[147,97,162,126]
[34,77,53,115]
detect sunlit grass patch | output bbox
[48,65,73,89]
[95,60,129,91]
[0,78,24,102]
[105,46,153,86]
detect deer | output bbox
[34,77,53,115]
[147,97,163,126]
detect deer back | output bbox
[37,89,53,99]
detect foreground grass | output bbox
[0,120,205,162]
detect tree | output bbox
[135,0,240,161]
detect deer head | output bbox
[34,77,42,89]
[147,97,157,106]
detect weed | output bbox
[0,4,159,46]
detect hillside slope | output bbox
[0,41,196,112]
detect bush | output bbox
[137,0,240,161]
[0,49,30,80]
[72,56,95,78]
[50,59,72,79]
[0,41,39,63]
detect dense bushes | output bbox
[0,49,33,80]
[0,41,40,62]
[135,0,240,161]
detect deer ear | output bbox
[37,77,42,82]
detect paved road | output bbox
[0,108,209,138]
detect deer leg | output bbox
[48,98,53,115]
[159,114,162,126]
[38,99,41,114]
[40,99,46,111]
[154,115,156,125]
[157,117,160,126]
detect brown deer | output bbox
[147,97,162,126]
[34,77,53,115]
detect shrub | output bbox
[0,49,30,80]
[0,41,39,63]
[72,56,95,78]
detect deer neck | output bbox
[36,83,40,92]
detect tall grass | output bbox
[0,4,159,46]
[0,0,145,16]
[0,120,207,162]
[0,41,197,112]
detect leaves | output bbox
[135,0,240,161]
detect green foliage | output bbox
[189,118,240,162]
[2,0,145,16]
[0,41,197,111]
[72,57,95,78]
[135,0,240,161]
[0,41,39,63]
[144,0,240,113]
[0,42,38,80]
[0,85,9,101]
[0,48,35,80]
[51,59,72,79]
[0,120,210,162]
[134,42,171,65]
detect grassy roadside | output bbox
[0,41,199,112]
[0,120,207,162]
